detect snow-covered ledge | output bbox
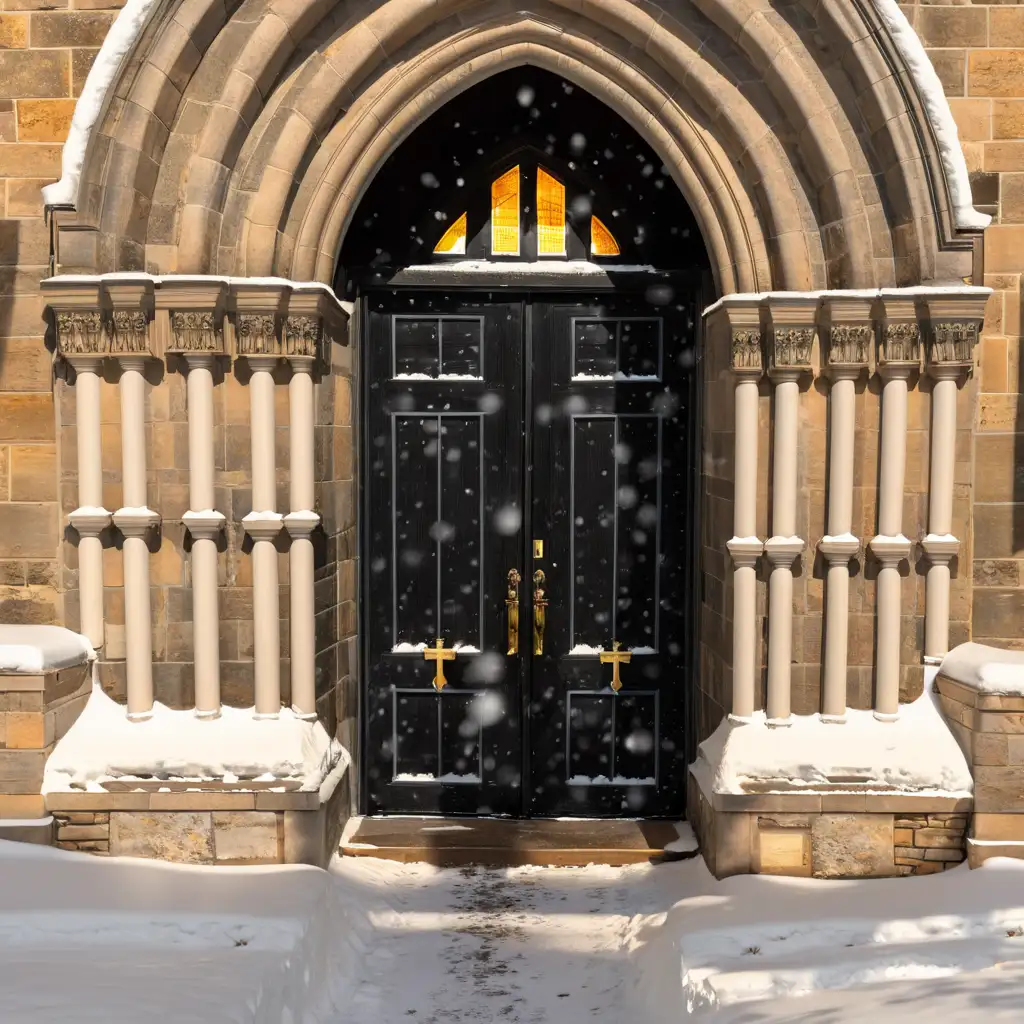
[43,685,348,794]
[690,670,972,804]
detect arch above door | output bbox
[46,0,985,294]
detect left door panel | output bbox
[364,294,525,816]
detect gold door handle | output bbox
[533,570,548,656]
[506,569,521,655]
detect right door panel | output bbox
[527,294,698,818]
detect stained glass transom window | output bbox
[536,167,566,256]
[491,166,521,255]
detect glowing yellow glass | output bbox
[536,167,566,256]
[491,166,520,255]
[433,211,467,255]
[591,216,621,257]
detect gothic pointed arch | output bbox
[46,0,985,294]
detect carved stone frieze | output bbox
[236,313,279,355]
[828,324,871,367]
[930,320,979,366]
[284,315,323,358]
[881,321,920,364]
[730,328,762,371]
[55,309,108,354]
[110,309,150,353]
[169,311,222,352]
[768,327,813,370]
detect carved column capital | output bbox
[104,278,154,356]
[918,289,989,376]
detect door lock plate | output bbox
[533,539,544,559]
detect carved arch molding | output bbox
[52,0,984,293]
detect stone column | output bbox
[47,282,113,651]
[236,287,289,719]
[159,283,229,718]
[183,351,224,717]
[68,357,111,651]
[870,295,920,721]
[919,294,987,662]
[818,298,871,722]
[717,299,764,721]
[106,280,159,720]
[763,299,815,724]
[283,304,325,719]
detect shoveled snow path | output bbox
[332,857,659,1023]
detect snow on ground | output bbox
[3,838,1024,1021]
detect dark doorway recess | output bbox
[339,66,711,820]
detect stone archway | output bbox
[49,0,982,291]
[36,0,997,862]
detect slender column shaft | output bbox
[820,372,860,721]
[827,377,856,536]
[184,355,223,718]
[728,374,762,720]
[878,374,908,538]
[871,366,913,720]
[734,378,759,539]
[245,356,282,718]
[771,379,799,537]
[928,378,957,535]
[67,356,109,650]
[120,363,148,508]
[286,358,318,719]
[923,372,961,660]
[115,357,157,719]
[765,373,803,723]
[187,360,216,511]
[250,365,277,513]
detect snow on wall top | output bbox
[0,625,93,674]
[41,0,990,236]
[690,667,973,796]
[43,683,349,791]
[939,642,1024,695]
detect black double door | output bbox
[363,289,698,818]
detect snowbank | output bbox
[939,641,1024,695]
[0,838,350,1024]
[0,625,93,674]
[43,683,347,792]
[630,856,1024,1020]
[690,669,972,797]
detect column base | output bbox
[819,712,848,725]
[726,536,763,568]
[873,710,900,723]
[253,710,281,721]
[69,506,112,535]
[284,510,321,538]
[868,533,912,565]
[291,706,319,721]
[764,535,805,567]
[183,509,226,540]
[112,506,160,537]
[243,511,284,540]
[194,707,221,720]
[728,713,755,725]
[819,533,860,562]
[921,533,959,563]
[765,716,793,728]
[126,709,153,722]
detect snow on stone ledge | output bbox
[939,641,1024,695]
[691,668,972,797]
[0,625,93,675]
[43,683,348,792]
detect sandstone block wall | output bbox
[901,1,1024,651]
[0,0,121,629]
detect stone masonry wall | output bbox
[900,1,1024,650]
[0,0,121,628]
